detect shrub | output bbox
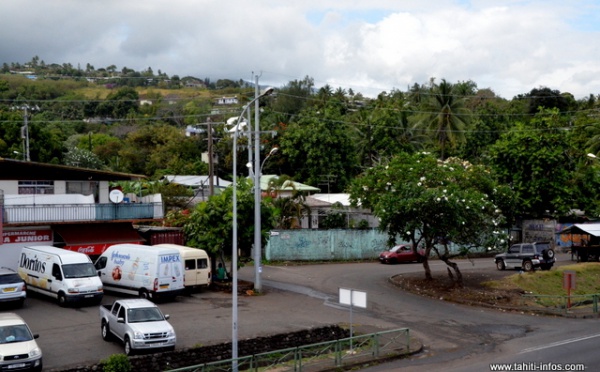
[101,354,131,372]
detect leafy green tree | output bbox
[489,108,578,218]
[319,202,347,229]
[526,87,571,115]
[269,76,314,122]
[64,147,104,169]
[349,152,515,285]
[351,90,424,168]
[415,79,471,159]
[279,101,359,192]
[183,179,275,270]
[119,124,204,177]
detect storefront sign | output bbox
[2,230,52,244]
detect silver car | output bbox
[0,268,27,308]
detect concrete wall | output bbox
[266,229,393,261]
[265,229,478,261]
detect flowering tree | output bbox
[348,152,516,286]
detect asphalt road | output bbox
[5,253,599,371]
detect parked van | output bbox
[153,244,211,290]
[17,246,104,306]
[94,244,184,300]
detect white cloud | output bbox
[1,0,599,99]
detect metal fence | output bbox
[2,202,163,224]
[520,294,600,316]
[166,328,411,372]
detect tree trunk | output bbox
[422,258,433,280]
[440,257,463,287]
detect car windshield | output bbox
[0,273,22,284]
[62,263,97,278]
[0,325,33,344]
[128,307,164,323]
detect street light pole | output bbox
[231,86,273,371]
[253,75,263,293]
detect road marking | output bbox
[518,333,600,354]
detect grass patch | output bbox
[485,263,600,296]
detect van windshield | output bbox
[62,263,97,278]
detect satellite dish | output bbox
[109,189,124,204]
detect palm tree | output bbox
[416,79,471,159]
[265,175,311,229]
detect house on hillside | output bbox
[216,96,239,105]
[0,158,171,269]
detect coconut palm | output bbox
[416,79,471,159]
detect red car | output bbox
[379,244,424,264]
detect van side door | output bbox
[184,258,196,286]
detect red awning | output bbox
[54,223,144,255]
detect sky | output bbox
[2,0,600,99]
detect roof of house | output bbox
[163,175,232,188]
[0,158,145,181]
[259,175,320,192]
[559,223,600,237]
[309,193,351,206]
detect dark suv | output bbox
[495,242,555,272]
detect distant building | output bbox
[216,96,239,105]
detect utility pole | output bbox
[253,74,262,292]
[207,118,214,196]
[22,106,31,161]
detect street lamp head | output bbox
[261,87,275,97]
[588,153,598,159]
[268,147,279,156]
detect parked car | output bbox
[495,242,555,272]
[379,245,424,264]
[100,298,176,355]
[0,267,27,308]
[0,313,43,371]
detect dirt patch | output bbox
[390,269,526,309]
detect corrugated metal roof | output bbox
[559,223,600,237]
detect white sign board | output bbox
[339,288,367,308]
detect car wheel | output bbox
[124,336,134,356]
[544,249,555,260]
[139,288,150,299]
[57,293,67,307]
[496,260,506,271]
[101,321,111,341]
[522,260,534,272]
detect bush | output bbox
[101,354,131,372]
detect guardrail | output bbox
[3,202,163,224]
[166,327,411,372]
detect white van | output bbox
[153,244,211,290]
[94,244,184,300]
[17,246,104,306]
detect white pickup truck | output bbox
[99,299,176,355]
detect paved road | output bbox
[244,253,599,371]
[10,253,599,371]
